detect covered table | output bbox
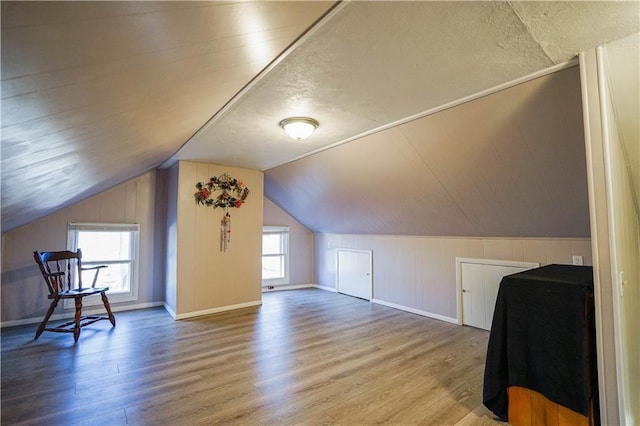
[483,264,598,425]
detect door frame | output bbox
[336,248,373,301]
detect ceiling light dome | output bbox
[279,117,319,140]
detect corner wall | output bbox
[263,197,314,286]
[166,161,263,318]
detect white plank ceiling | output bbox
[1,1,335,231]
[1,1,638,234]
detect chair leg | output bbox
[101,292,116,327]
[73,298,82,342]
[35,299,58,339]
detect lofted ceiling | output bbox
[1,1,639,233]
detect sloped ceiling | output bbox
[1,1,639,234]
[265,66,590,237]
[1,1,335,231]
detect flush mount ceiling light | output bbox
[279,117,319,140]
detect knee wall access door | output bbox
[337,249,372,301]
[457,258,539,331]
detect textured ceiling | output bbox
[265,67,591,237]
[171,1,638,171]
[1,1,639,233]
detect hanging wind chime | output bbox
[194,173,250,252]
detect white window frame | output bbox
[262,226,290,286]
[66,222,140,306]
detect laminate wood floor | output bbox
[1,289,504,425]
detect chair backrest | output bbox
[33,249,84,295]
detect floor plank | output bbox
[1,289,504,425]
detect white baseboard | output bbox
[261,283,337,293]
[163,303,177,320]
[262,283,315,292]
[371,298,458,324]
[0,301,165,328]
[172,300,263,320]
[2,293,457,328]
[313,284,338,293]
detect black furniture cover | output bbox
[482,264,597,421]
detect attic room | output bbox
[1,1,638,425]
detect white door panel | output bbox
[460,260,538,331]
[462,263,485,329]
[484,265,526,329]
[337,249,371,300]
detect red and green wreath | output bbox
[194,173,250,209]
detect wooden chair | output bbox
[33,249,116,342]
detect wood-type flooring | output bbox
[1,289,503,425]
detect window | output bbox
[67,223,140,304]
[262,226,289,285]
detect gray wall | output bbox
[265,67,589,238]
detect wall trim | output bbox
[313,284,338,293]
[164,303,177,320]
[262,283,315,292]
[596,44,630,423]
[172,300,263,320]
[580,50,617,425]
[316,233,591,241]
[371,298,458,325]
[312,285,457,323]
[0,301,165,328]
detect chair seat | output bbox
[55,287,110,298]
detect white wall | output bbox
[1,171,163,325]
[580,35,640,424]
[602,33,640,425]
[315,233,591,321]
[263,197,314,287]
[165,161,263,319]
